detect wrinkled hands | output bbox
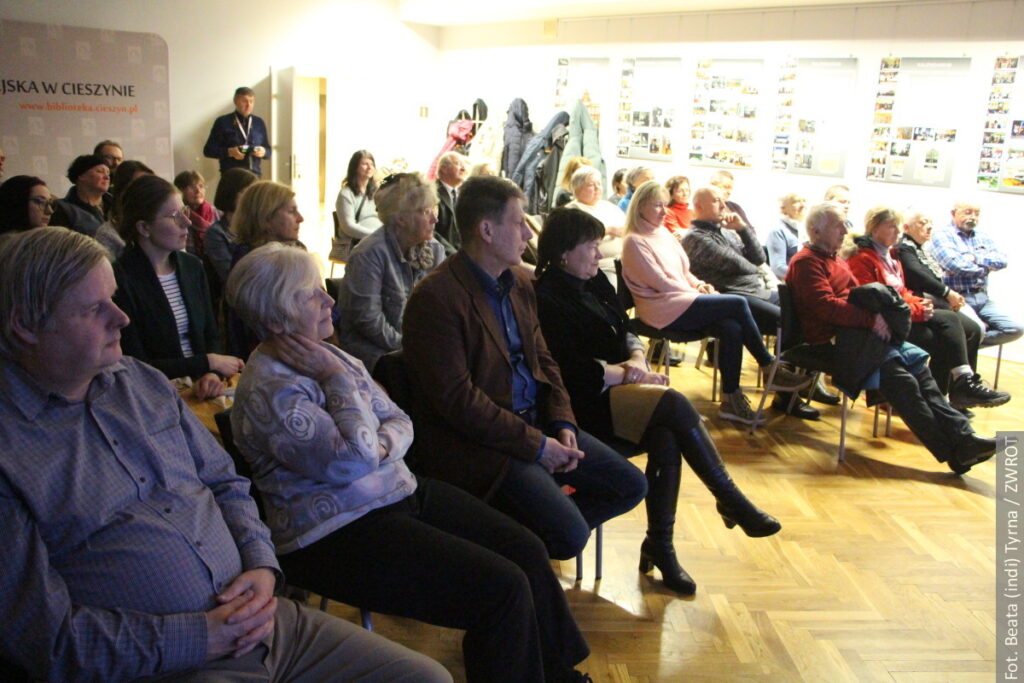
[871,313,892,342]
[697,282,716,294]
[920,298,934,321]
[194,373,226,400]
[538,428,584,474]
[721,210,746,231]
[206,568,277,661]
[947,290,965,311]
[263,334,343,383]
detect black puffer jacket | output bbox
[501,98,533,178]
[512,111,570,193]
[830,282,912,397]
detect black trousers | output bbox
[877,357,974,462]
[906,309,982,393]
[738,293,781,337]
[280,478,589,683]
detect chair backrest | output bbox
[776,283,805,352]
[332,210,342,239]
[370,351,420,468]
[213,407,265,518]
[613,259,635,312]
[325,277,343,303]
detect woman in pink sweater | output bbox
[621,181,804,425]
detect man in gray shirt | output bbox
[0,227,448,682]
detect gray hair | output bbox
[375,172,437,226]
[0,227,109,359]
[805,202,845,237]
[437,151,468,173]
[225,242,322,340]
[625,166,652,188]
[570,166,602,193]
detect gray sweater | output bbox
[682,219,770,299]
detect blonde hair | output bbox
[224,242,322,340]
[863,205,901,237]
[559,156,592,192]
[230,180,295,249]
[0,227,108,358]
[625,181,669,233]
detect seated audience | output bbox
[846,206,1008,409]
[468,159,498,177]
[617,165,654,212]
[552,155,592,209]
[565,166,625,281]
[786,203,998,475]
[336,173,445,372]
[94,159,155,258]
[620,181,806,426]
[824,184,852,226]
[434,151,469,255]
[683,187,819,420]
[663,175,692,234]
[50,154,112,235]
[928,200,1023,347]
[0,175,53,233]
[535,208,780,595]
[767,192,807,279]
[896,209,985,333]
[174,170,220,259]
[333,149,383,260]
[205,167,258,288]
[227,180,306,358]
[112,175,243,399]
[226,243,590,683]
[403,176,648,561]
[607,167,628,205]
[0,226,447,682]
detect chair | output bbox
[613,260,720,398]
[750,285,846,460]
[214,408,374,631]
[328,211,346,278]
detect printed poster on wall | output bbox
[772,58,857,177]
[689,59,763,169]
[0,20,172,191]
[866,56,969,188]
[554,57,608,131]
[977,56,1024,193]
[616,58,677,161]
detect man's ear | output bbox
[10,310,39,346]
[478,219,494,245]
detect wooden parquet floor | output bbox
[317,350,1021,682]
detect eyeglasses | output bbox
[28,197,57,213]
[162,208,190,224]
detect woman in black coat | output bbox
[112,175,244,399]
[534,207,780,596]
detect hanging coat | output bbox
[512,111,570,195]
[501,98,534,178]
[427,115,475,180]
[532,121,570,214]
[558,100,607,195]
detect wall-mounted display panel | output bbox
[689,58,764,169]
[616,58,678,162]
[554,56,608,131]
[977,55,1024,194]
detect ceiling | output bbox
[396,0,919,26]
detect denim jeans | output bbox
[964,291,1024,346]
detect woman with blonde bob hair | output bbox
[335,172,446,371]
[226,242,590,683]
[620,181,806,426]
[230,180,304,254]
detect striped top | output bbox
[157,271,193,357]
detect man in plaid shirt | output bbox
[928,201,1023,347]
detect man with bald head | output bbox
[683,186,819,420]
[928,200,1022,347]
[787,203,998,474]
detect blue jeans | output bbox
[664,294,774,393]
[964,291,1024,346]
[489,429,647,560]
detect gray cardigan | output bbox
[336,224,446,371]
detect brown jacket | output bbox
[402,251,576,499]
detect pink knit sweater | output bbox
[621,224,706,329]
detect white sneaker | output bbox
[719,390,765,425]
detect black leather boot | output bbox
[678,424,781,538]
[639,452,696,595]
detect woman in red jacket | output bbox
[846,206,1009,411]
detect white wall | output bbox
[439,0,1024,360]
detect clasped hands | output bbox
[205,568,277,661]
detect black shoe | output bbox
[717,501,782,537]
[799,378,841,405]
[957,406,975,419]
[556,670,593,683]
[639,537,697,595]
[948,435,998,474]
[772,395,821,420]
[948,373,1011,409]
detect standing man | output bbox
[434,151,468,254]
[204,87,270,177]
[928,200,1023,347]
[0,226,450,682]
[786,203,998,475]
[402,176,647,561]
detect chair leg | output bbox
[995,343,1004,390]
[749,360,778,436]
[319,595,330,611]
[360,608,374,631]
[872,404,880,437]
[695,338,708,369]
[838,394,848,463]
[710,340,719,403]
[884,403,892,437]
[595,524,603,581]
[575,549,583,583]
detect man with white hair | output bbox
[434,151,469,254]
[928,200,1023,347]
[0,227,449,681]
[786,203,998,475]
